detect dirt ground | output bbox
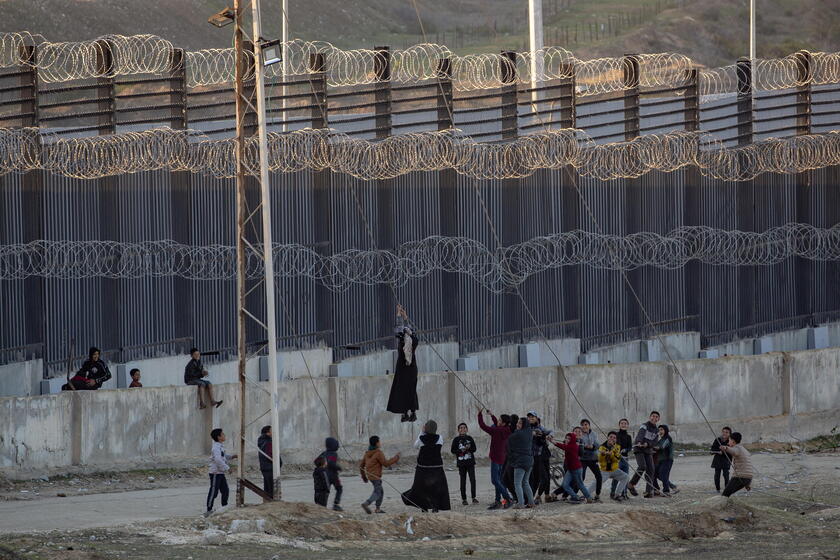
[2,451,840,560]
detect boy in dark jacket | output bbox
[317,437,343,511]
[710,426,732,493]
[628,411,660,498]
[478,409,514,510]
[451,422,478,505]
[612,418,633,499]
[257,425,282,500]
[313,456,330,506]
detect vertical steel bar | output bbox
[374,47,395,340]
[795,51,813,321]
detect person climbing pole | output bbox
[386,304,419,422]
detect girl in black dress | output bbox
[386,305,419,422]
[402,420,451,512]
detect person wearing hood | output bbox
[478,409,514,510]
[655,425,675,497]
[360,435,400,514]
[69,347,112,390]
[257,425,282,500]
[579,419,603,501]
[312,456,330,507]
[451,423,478,506]
[386,305,420,422]
[628,411,660,498]
[549,431,592,504]
[317,437,343,511]
[402,420,451,512]
[507,417,536,509]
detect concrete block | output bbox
[807,326,829,350]
[754,336,774,354]
[640,340,661,362]
[698,349,720,359]
[577,353,599,364]
[329,362,353,377]
[538,338,581,366]
[456,355,479,371]
[518,343,541,367]
[41,377,67,394]
[115,364,128,388]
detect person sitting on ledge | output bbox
[68,347,112,390]
[184,347,222,409]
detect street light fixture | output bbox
[208,7,235,28]
[260,39,283,66]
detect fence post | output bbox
[500,51,522,337]
[736,57,756,335]
[559,62,580,340]
[795,51,813,322]
[683,68,701,339]
[94,39,122,357]
[309,53,333,339]
[623,54,643,334]
[436,58,460,341]
[169,48,194,352]
[17,45,46,380]
[373,46,396,342]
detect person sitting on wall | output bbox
[386,305,420,423]
[68,347,112,390]
[128,368,143,388]
[184,347,222,409]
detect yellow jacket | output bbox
[598,443,622,472]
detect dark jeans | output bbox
[330,480,343,506]
[364,479,384,507]
[261,470,274,500]
[630,452,656,493]
[714,467,730,492]
[206,474,229,511]
[580,459,603,496]
[656,459,673,492]
[530,454,551,496]
[611,458,630,496]
[458,464,476,500]
[314,491,329,506]
[490,461,512,502]
[722,477,752,497]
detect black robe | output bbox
[386,329,419,414]
[402,433,451,511]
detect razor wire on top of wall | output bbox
[2,31,840,95]
[1,224,839,289]
[2,126,840,182]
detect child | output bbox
[549,432,592,504]
[655,425,674,497]
[478,409,513,510]
[360,435,400,514]
[710,426,732,493]
[719,432,754,497]
[128,368,142,388]
[257,425,281,500]
[205,428,237,517]
[317,437,343,511]
[628,411,660,498]
[598,431,630,501]
[313,456,330,506]
[579,419,602,501]
[451,422,478,505]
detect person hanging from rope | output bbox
[68,347,112,390]
[386,305,419,423]
[401,420,451,512]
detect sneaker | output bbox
[472,498,479,504]
[203,509,213,518]
[462,499,468,506]
[534,497,541,505]
[661,492,671,498]
[374,508,386,514]
[593,495,601,502]
[408,411,417,422]
[400,413,410,423]
[513,504,525,510]
[503,500,514,510]
[568,498,582,505]
[644,492,654,499]
[628,484,638,497]
[487,502,501,510]
[670,488,680,495]
[610,493,616,500]
[525,503,536,509]
[361,503,372,514]
[333,505,344,512]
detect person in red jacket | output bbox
[478,408,514,510]
[549,432,592,504]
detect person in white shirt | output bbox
[205,428,238,517]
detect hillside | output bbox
[2,0,840,67]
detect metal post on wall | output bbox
[436,57,459,337]
[500,51,522,335]
[683,68,701,333]
[558,62,580,339]
[795,51,813,321]
[622,54,642,332]
[736,57,755,333]
[309,52,333,341]
[18,45,45,376]
[374,46,395,343]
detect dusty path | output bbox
[0,453,830,533]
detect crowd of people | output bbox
[201,410,755,516]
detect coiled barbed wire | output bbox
[1,224,838,290]
[2,126,840,182]
[3,31,840,95]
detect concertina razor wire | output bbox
[2,126,840,182]
[2,31,840,95]
[1,224,839,289]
